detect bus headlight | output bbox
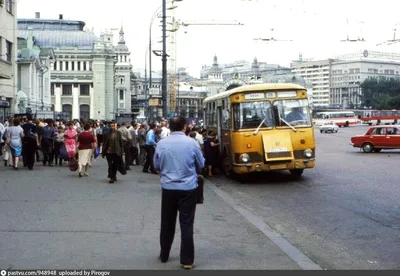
[240,153,250,163]
[304,149,313,158]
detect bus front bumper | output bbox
[232,159,315,174]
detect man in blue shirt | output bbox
[154,116,205,269]
[143,123,157,174]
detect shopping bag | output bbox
[94,147,100,159]
[118,156,127,175]
[59,144,69,160]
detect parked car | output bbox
[319,121,339,133]
[350,125,400,152]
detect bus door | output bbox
[217,106,224,153]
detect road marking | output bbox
[207,182,322,270]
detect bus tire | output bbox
[223,154,234,178]
[290,169,304,178]
[345,121,349,127]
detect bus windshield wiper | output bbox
[253,117,268,136]
[279,114,297,132]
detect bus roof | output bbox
[203,83,306,104]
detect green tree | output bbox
[360,76,400,109]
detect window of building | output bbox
[65,61,69,71]
[77,61,81,70]
[53,62,57,70]
[80,105,90,120]
[51,84,54,95]
[83,62,87,70]
[71,61,75,71]
[62,104,72,120]
[80,84,90,96]
[119,89,124,101]
[62,84,72,96]
[5,40,12,62]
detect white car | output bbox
[319,121,339,133]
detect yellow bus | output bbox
[203,83,315,178]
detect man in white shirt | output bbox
[159,120,171,140]
[191,126,204,151]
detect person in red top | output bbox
[76,123,96,177]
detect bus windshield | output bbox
[233,101,273,129]
[273,99,312,127]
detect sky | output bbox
[16,0,400,78]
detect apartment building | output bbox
[0,0,17,121]
[330,51,400,108]
[291,59,332,107]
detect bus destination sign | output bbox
[244,93,264,100]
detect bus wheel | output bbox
[345,121,349,127]
[290,169,304,178]
[223,155,234,178]
[362,142,374,153]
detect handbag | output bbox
[94,147,100,159]
[196,175,204,204]
[118,155,127,175]
[59,144,69,160]
[68,158,78,171]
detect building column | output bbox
[75,61,78,72]
[54,84,62,112]
[90,83,94,119]
[72,84,79,119]
[62,61,66,71]
[86,61,90,71]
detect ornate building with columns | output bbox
[201,55,293,95]
[17,14,133,121]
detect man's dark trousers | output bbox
[160,188,197,265]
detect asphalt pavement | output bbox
[0,155,307,270]
[208,124,400,269]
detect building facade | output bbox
[291,50,400,109]
[0,0,17,121]
[17,14,134,121]
[132,68,208,121]
[291,59,332,108]
[114,27,133,120]
[201,56,292,96]
[330,51,400,108]
[16,30,55,117]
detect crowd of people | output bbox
[0,115,220,179]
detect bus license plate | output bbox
[270,147,288,152]
[269,164,287,170]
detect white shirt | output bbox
[0,123,5,143]
[195,132,204,146]
[160,126,171,139]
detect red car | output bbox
[350,125,400,153]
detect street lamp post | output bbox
[161,0,168,119]
[148,0,182,119]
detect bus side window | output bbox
[233,104,241,129]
